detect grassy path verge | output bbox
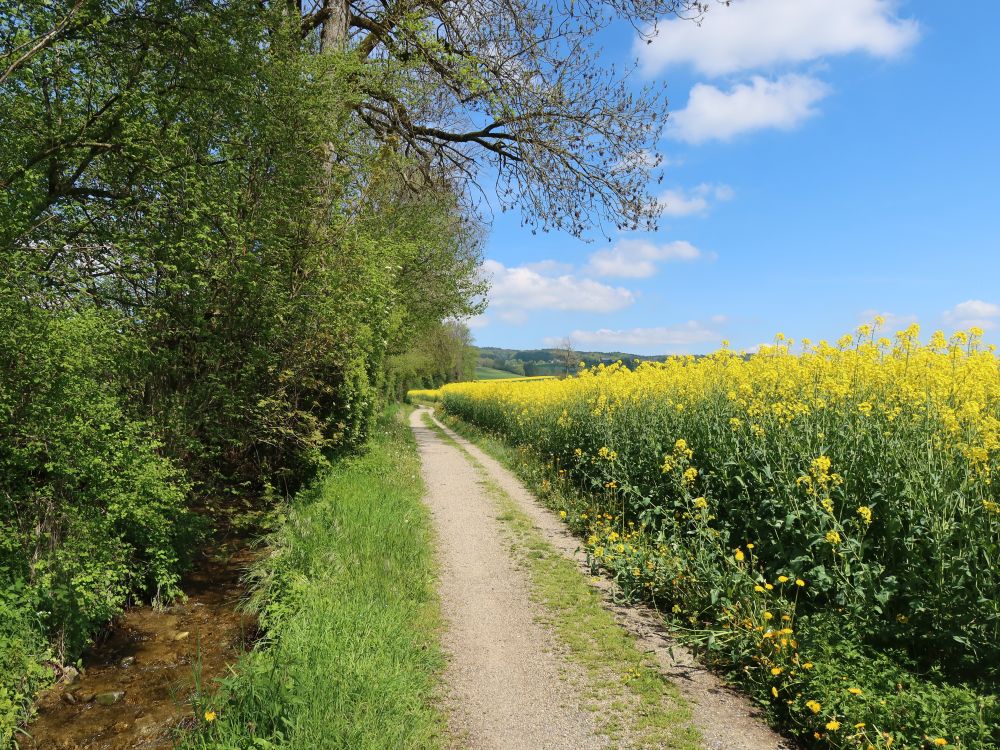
[183,407,447,750]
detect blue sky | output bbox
[470,0,1000,354]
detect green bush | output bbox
[0,292,196,662]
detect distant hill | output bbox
[474,345,671,377]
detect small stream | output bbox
[22,541,257,750]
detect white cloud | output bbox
[553,318,725,353]
[658,183,734,217]
[639,0,920,77]
[942,299,1000,331]
[483,259,636,314]
[464,314,490,330]
[522,259,573,274]
[670,75,830,143]
[858,309,918,332]
[586,239,704,278]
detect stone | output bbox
[60,665,80,684]
[95,691,125,705]
[172,631,190,641]
[119,656,136,669]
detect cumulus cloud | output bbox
[482,259,636,314]
[659,183,734,217]
[639,0,920,77]
[942,299,1000,331]
[552,318,726,354]
[670,75,830,143]
[586,239,704,278]
[464,314,490,330]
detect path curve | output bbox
[410,407,608,750]
[415,407,792,750]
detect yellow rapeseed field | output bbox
[436,321,999,748]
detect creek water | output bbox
[22,541,257,750]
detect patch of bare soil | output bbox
[22,541,256,750]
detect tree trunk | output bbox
[320,0,349,52]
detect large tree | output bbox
[299,0,705,236]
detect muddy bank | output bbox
[22,541,257,750]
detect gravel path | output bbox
[410,407,608,750]
[413,406,792,750]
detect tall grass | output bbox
[182,408,446,750]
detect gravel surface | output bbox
[411,408,609,750]
[418,407,795,750]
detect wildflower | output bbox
[777,575,789,583]
[734,548,745,562]
[559,510,567,518]
[746,543,754,549]
[754,585,765,593]
[802,662,814,669]
[933,740,948,747]
[826,720,841,731]
[683,467,698,483]
[825,530,841,545]
[796,579,805,587]
[856,505,873,524]
[805,699,821,713]
[847,687,863,695]
[204,710,217,722]
[763,611,774,620]
[693,496,708,509]
[770,667,783,675]
[771,687,779,697]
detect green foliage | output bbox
[0,589,50,748]
[181,410,447,749]
[1,0,481,737]
[387,321,479,399]
[0,290,196,741]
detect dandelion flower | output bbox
[805,700,821,714]
[826,720,841,731]
[204,710,217,722]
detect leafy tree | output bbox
[300,0,705,236]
